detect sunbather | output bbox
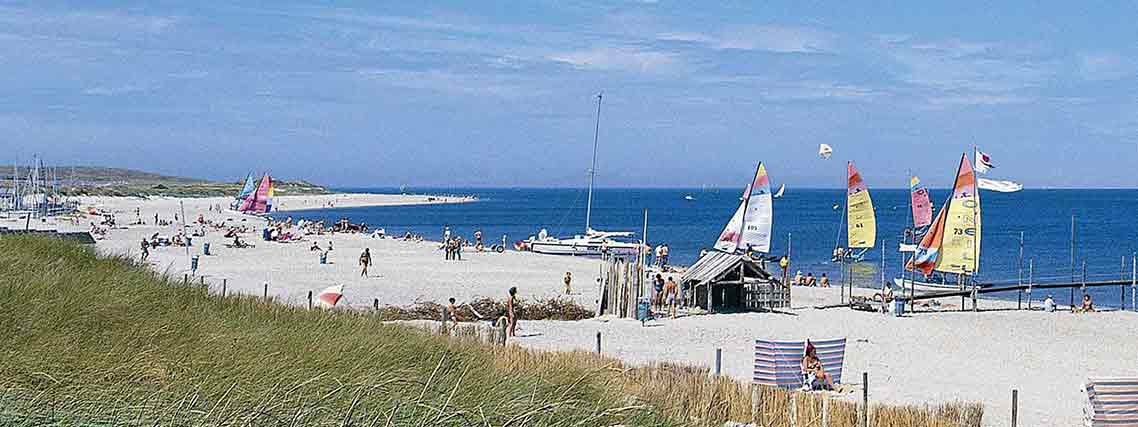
[801,342,834,390]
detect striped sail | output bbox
[714,190,749,253]
[739,163,772,253]
[236,174,256,200]
[239,175,273,213]
[910,175,933,229]
[846,162,876,249]
[936,154,980,275]
[908,200,948,274]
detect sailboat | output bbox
[899,174,933,253]
[527,94,640,257]
[230,173,257,210]
[772,184,785,199]
[713,163,773,254]
[238,174,274,214]
[896,154,981,291]
[832,162,876,262]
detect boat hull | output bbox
[529,240,640,257]
[892,277,962,292]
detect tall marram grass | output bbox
[0,236,982,426]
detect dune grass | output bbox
[0,236,982,426]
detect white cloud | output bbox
[657,25,834,54]
[549,46,681,73]
[1078,52,1137,81]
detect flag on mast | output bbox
[975,149,995,174]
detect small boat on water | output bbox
[684,194,695,201]
[772,184,785,199]
[898,153,982,292]
[525,93,639,257]
[832,161,876,263]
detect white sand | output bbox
[31,194,1133,427]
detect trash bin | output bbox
[636,297,650,322]
[191,255,200,274]
[262,228,271,241]
[185,236,192,247]
[203,242,211,256]
[319,252,328,264]
[893,298,907,317]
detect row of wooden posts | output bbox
[180,274,1022,427]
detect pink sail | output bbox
[910,175,932,228]
[239,175,272,213]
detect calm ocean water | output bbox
[283,188,1138,308]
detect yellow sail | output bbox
[846,162,876,248]
[935,154,981,275]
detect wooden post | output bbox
[715,348,722,376]
[263,283,268,300]
[1133,254,1136,313]
[1027,259,1034,310]
[595,332,602,354]
[750,385,761,426]
[200,276,205,288]
[1082,260,1087,300]
[497,320,507,346]
[861,372,868,427]
[1018,232,1024,310]
[307,291,313,310]
[788,393,798,427]
[1122,256,1127,310]
[221,279,227,297]
[1070,215,1076,306]
[183,274,188,286]
[822,396,831,427]
[373,298,379,311]
[1011,389,1018,427]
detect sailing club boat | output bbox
[714,163,773,255]
[896,153,981,291]
[527,94,639,257]
[237,174,275,215]
[772,184,785,199]
[898,174,933,253]
[832,161,876,262]
[230,173,258,210]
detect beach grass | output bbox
[0,236,982,426]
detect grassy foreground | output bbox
[0,236,983,426]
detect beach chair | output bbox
[1085,377,1138,426]
[753,338,846,390]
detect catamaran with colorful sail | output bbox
[832,161,876,262]
[899,174,933,253]
[229,173,258,210]
[236,174,275,214]
[714,163,773,254]
[897,154,982,291]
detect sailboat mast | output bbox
[584,92,602,233]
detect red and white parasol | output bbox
[317,284,344,308]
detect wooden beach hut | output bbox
[680,251,788,312]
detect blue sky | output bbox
[4,1,1138,188]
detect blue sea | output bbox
[283,188,1138,309]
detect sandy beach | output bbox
[25,194,1133,427]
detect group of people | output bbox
[1041,293,1096,313]
[440,286,519,341]
[651,273,680,318]
[791,271,830,287]
[443,236,464,260]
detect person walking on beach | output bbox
[359,248,372,277]
[455,239,463,260]
[474,229,483,246]
[443,226,451,243]
[563,271,573,295]
[506,287,518,338]
[140,239,149,261]
[664,276,678,319]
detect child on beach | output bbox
[359,248,371,277]
[444,297,460,329]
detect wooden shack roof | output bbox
[680,251,775,285]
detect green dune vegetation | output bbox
[0,236,983,426]
[2,166,330,197]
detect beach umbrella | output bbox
[316,284,344,308]
[818,144,833,159]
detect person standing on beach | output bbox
[506,287,518,338]
[653,274,665,311]
[660,244,670,268]
[140,239,149,261]
[444,297,460,330]
[359,248,372,277]
[443,226,451,243]
[563,272,573,295]
[664,276,678,319]
[654,245,664,268]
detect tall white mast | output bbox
[585,92,602,233]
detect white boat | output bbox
[893,277,961,291]
[528,229,641,256]
[772,184,785,198]
[684,195,695,201]
[528,93,639,257]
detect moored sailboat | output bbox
[832,161,876,262]
[526,93,640,257]
[713,163,773,255]
[897,154,982,291]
